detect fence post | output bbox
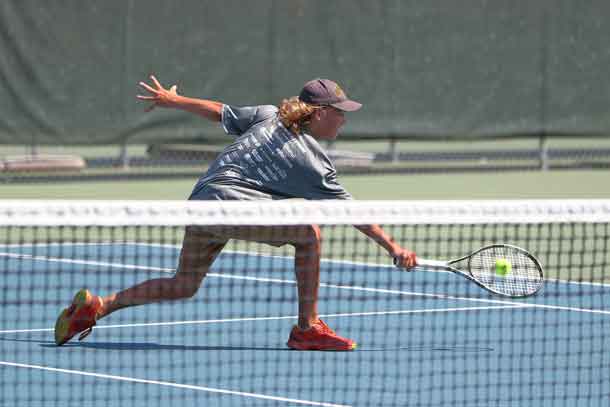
[539,135,549,171]
[389,137,399,163]
[119,143,130,169]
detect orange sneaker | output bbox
[287,319,357,351]
[54,289,103,346]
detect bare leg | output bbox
[293,225,322,329]
[98,227,226,319]
[96,224,322,331]
[169,224,324,330]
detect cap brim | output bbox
[331,99,362,112]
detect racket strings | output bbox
[468,246,543,296]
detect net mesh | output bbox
[1,200,609,406]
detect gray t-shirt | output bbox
[189,104,352,201]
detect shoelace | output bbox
[75,296,101,342]
[78,327,93,341]
[316,320,335,335]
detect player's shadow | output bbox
[73,343,494,352]
[0,336,289,351]
[0,336,493,353]
[64,342,292,352]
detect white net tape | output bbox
[1,200,610,226]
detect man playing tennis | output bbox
[54,76,417,351]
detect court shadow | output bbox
[0,337,493,353]
[0,336,289,351]
[358,345,494,352]
[63,342,292,352]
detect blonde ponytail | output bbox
[278,96,319,135]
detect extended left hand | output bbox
[137,75,179,112]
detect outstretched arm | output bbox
[137,75,222,121]
[354,224,417,268]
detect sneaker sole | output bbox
[54,289,91,346]
[287,340,357,351]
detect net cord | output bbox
[1,199,610,226]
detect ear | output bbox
[313,108,325,120]
[310,109,319,121]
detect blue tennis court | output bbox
[1,242,609,406]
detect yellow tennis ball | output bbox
[495,258,512,277]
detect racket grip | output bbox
[416,258,449,268]
[392,256,420,271]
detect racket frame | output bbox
[407,244,544,298]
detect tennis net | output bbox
[1,200,609,406]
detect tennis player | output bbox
[54,76,417,351]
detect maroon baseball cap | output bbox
[299,78,362,112]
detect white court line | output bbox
[2,252,610,316]
[4,240,610,289]
[0,305,526,334]
[0,361,350,407]
[0,251,169,272]
[0,242,119,248]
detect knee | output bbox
[173,272,205,299]
[294,224,322,250]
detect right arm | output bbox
[137,75,222,122]
[354,224,417,268]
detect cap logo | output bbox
[334,85,345,99]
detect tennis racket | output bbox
[394,244,544,298]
